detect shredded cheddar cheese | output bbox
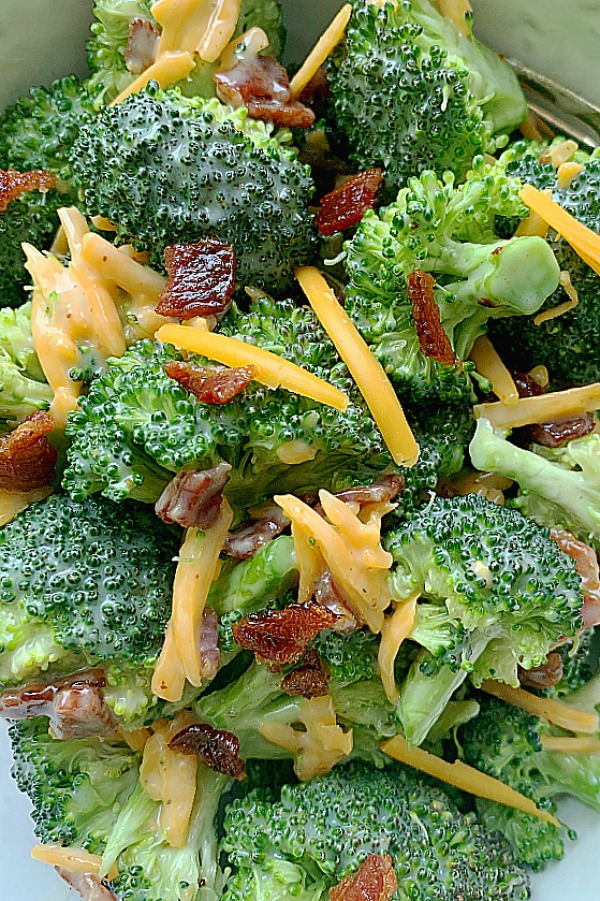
[295,267,419,466]
[290,4,352,97]
[156,323,350,411]
[469,336,519,405]
[432,0,472,36]
[151,621,187,703]
[112,51,195,106]
[474,382,600,429]
[378,594,419,704]
[540,736,600,754]
[31,844,118,880]
[481,680,600,734]
[540,139,578,169]
[557,161,584,190]
[381,734,561,827]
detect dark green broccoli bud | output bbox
[550,629,598,698]
[461,694,600,870]
[385,493,583,744]
[326,0,526,196]
[70,88,317,292]
[470,417,600,552]
[9,717,139,851]
[343,160,560,404]
[311,627,380,685]
[0,75,98,305]
[221,759,530,901]
[0,492,178,688]
[63,298,391,506]
[86,0,285,107]
[491,144,600,386]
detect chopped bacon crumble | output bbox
[164,360,255,404]
[408,269,458,367]
[329,854,398,901]
[155,463,232,530]
[214,55,315,128]
[125,18,160,75]
[156,239,236,321]
[0,411,58,492]
[518,651,564,689]
[281,650,329,698]
[224,503,290,559]
[232,601,339,666]
[0,167,57,213]
[315,168,383,237]
[170,722,246,779]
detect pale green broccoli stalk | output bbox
[385,493,583,744]
[221,760,530,901]
[86,0,285,107]
[343,160,560,404]
[461,694,600,871]
[326,0,526,196]
[70,87,316,292]
[470,417,600,551]
[0,302,52,428]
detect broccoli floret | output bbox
[550,629,598,698]
[311,628,380,685]
[0,75,97,306]
[470,417,600,552]
[70,87,316,292]
[343,160,560,404]
[326,0,526,196]
[0,492,178,729]
[63,298,391,507]
[385,493,583,744]
[221,759,530,901]
[86,0,285,106]
[0,302,52,427]
[9,716,139,851]
[461,694,600,870]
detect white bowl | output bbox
[0,2,599,900]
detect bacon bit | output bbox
[155,463,232,529]
[125,18,160,75]
[407,270,458,366]
[282,650,329,698]
[232,601,338,665]
[224,502,290,559]
[0,167,56,213]
[164,360,255,404]
[214,54,315,128]
[550,527,600,629]
[315,168,383,236]
[197,608,221,681]
[314,571,359,633]
[156,240,236,321]
[57,869,118,901]
[518,652,564,689]
[527,413,595,448]
[513,371,547,398]
[323,473,404,513]
[298,67,330,115]
[329,854,398,901]
[0,411,57,492]
[170,723,246,779]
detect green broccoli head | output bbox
[326,0,525,196]
[0,492,178,688]
[343,160,560,404]
[0,302,52,427]
[9,716,139,851]
[70,87,317,293]
[221,759,530,901]
[63,297,391,508]
[385,493,583,743]
[470,417,600,552]
[86,0,285,107]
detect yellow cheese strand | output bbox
[474,382,600,429]
[540,736,600,754]
[469,336,519,406]
[112,51,195,105]
[433,0,472,36]
[295,267,419,466]
[381,734,561,827]
[481,680,600,734]
[197,0,242,62]
[378,594,418,704]
[156,323,349,412]
[31,844,118,880]
[290,4,352,97]
[151,621,187,702]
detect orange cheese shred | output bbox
[481,680,600,734]
[378,594,419,704]
[31,844,118,880]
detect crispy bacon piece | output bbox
[214,55,315,128]
[164,360,255,404]
[528,413,595,448]
[57,869,117,901]
[315,168,383,237]
[155,462,232,529]
[550,527,600,629]
[0,668,118,739]
[518,651,564,689]
[0,411,57,492]
[125,18,160,75]
[224,502,290,559]
[298,67,330,114]
[329,854,398,901]
[513,371,546,398]
[232,601,338,666]
[170,722,246,779]
[156,239,236,321]
[314,572,359,633]
[0,167,56,213]
[408,270,458,366]
[198,608,221,681]
[281,650,329,698]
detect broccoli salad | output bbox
[1,1,600,900]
